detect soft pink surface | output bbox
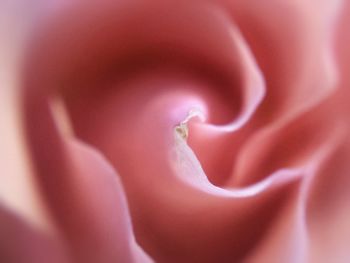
[1,0,350,262]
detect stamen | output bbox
[174,108,204,141]
[175,123,189,140]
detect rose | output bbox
[1,0,350,262]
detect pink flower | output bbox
[1,0,350,262]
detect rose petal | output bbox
[22,88,152,263]
[0,205,69,263]
[223,0,341,121]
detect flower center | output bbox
[174,108,204,141]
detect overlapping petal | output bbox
[1,0,350,262]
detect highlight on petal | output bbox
[204,25,265,132]
[0,0,62,240]
[172,130,302,198]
